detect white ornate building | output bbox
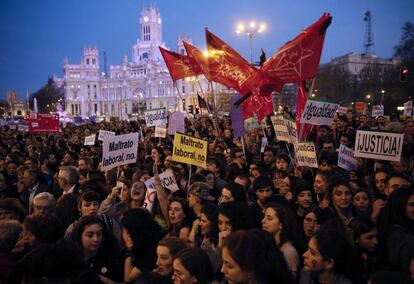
[60,5,224,119]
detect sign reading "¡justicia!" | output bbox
[354,130,404,162]
[172,132,208,168]
[300,99,339,126]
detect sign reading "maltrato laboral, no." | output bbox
[101,133,139,171]
[300,100,339,126]
[172,132,208,168]
[144,108,168,127]
[354,130,404,162]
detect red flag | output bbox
[205,28,265,95]
[159,46,201,81]
[296,81,313,141]
[182,41,212,81]
[241,87,274,123]
[262,13,332,83]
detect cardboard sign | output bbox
[300,100,339,126]
[84,134,96,146]
[244,116,260,132]
[144,108,168,127]
[143,169,179,212]
[285,118,298,144]
[9,124,16,130]
[230,96,245,138]
[404,101,413,117]
[142,184,157,212]
[172,132,208,168]
[260,137,268,153]
[338,144,358,171]
[101,133,139,171]
[18,125,29,132]
[27,113,59,133]
[98,130,116,141]
[372,105,384,117]
[155,125,167,138]
[168,112,185,135]
[294,142,318,168]
[355,102,366,114]
[271,115,290,143]
[338,106,348,115]
[354,130,404,162]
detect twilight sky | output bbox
[0,0,413,100]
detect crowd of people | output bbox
[0,108,414,284]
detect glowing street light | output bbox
[236,20,267,63]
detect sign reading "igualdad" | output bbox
[300,99,339,126]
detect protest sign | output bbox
[244,116,260,132]
[260,137,268,153]
[142,183,157,212]
[294,142,318,168]
[155,125,167,138]
[84,134,96,146]
[9,124,16,130]
[285,118,298,144]
[338,144,358,171]
[168,111,185,135]
[101,133,139,171]
[372,105,384,117]
[355,102,366,114]
[337,106,348,115]
[27,113,59,133]
[300,99,339,126]
[271,115,290,143]
[354,130,404,162]
[144,108,168,127]
[172,132,208,168]
[404,101,413,117]
[98,130,115,141]
[18,125,29,132]
[230,96,245,138]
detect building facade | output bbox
[60,6,225,119]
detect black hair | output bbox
[175,247,213,284]
[223,182,247,204]
[200,203,218,246]
[217,201,252,231]
[252,175,274,193]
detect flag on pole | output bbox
[296,81,313,141]
[197,93,213,113]
[205,28,265,95]
[159,46,202,81]
[261,13,332,84]
[241,87,274,123]
[182,41,212,81]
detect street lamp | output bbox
[380,89,385,105]
[366,94,371,100]
[236,21,267,64]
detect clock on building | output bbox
[143,16,149,22]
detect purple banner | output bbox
[230,95,245,138]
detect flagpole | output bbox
[174,82,198,136]
[298,78,316,141]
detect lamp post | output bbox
[380,89,385,105]
[236,21,266,64]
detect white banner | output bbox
[155,125,167,138]
[285,118,298,144]
[271,115,290,143]
[144,108,168,127]
[338,144,358,171]
[337,106,348,115]
[372,105,384,117]
[300,100,339,126]
[143,169,179,212]
[101,133,139,171]
[98,130,115,141]
[294,142,318,168]
[84,134,96,146]
[18,125,29,132]
[404,101,413,117]
[354,130,404,162]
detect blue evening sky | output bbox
[0,0,413,100]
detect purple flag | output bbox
[230,95,245,138]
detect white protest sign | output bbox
[271,115,290,143]
[84,134,96,146]
[168,112,185,135]
[98,130,116,141]
[144,108,168,127]
[260,137,268,153]
[300,100,339,126]
[9,125,16,130]
[337,106,348,115]
[101,133,139,171]
[294,142,318,168]
[155,125,167,138]
[142,170,179,212]
[244,116,260,132]
[338,144,358,171]
[372,105,384,117]
[285,118,298,144]
[354,130,404,162]
[142,183,157,212]
[404,101,413,117]
[18,125,29,132]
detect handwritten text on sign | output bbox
[144,108,168,127]
[84,134,96,146]
[98,130,115,141]
[354,130,404,162]
[172,132,208,168]
[338,144,358,171]
[300,100,339,126]
[101,133,138,171]
[294,142,318,168]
